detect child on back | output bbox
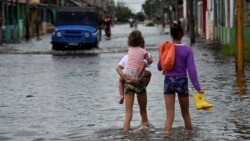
[116,37,152,104]
[123,30,152,82]
[157,21,204,133]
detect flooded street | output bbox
[0,24,250,141]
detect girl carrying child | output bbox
[116,30,153,133]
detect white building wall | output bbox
[182,0,187,33]
[183,0,187,22]
[198,2,203,36]
[206,0,214,40]
[225,0,229,27]
[229,0,234,27]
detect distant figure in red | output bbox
[103,16,111,26]
[103,16,111,38]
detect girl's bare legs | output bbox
[118,78,125,104]
[137,94,148,125]
[123,93,135,133]
[178,96,192,130]
[164,94,175,133]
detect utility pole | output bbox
[161,0,165,29]
[189,0,195,44]
[236,0,244,73]
[25,0,30,40]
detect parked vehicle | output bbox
[51,7,102,50]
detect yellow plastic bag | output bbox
[192,93,213,110]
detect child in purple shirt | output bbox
[157,21,204,133]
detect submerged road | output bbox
[0,24,249,141]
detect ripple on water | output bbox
[89,126,220,141]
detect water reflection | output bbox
[236,72,247,95]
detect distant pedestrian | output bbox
[133,18,138,29]
[157,20,204,133]
[34,18,41,40]
[117,30,154,133]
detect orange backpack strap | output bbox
[159,41,175,75]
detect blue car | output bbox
[51,7,101,50]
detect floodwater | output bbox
[0,24,249,141]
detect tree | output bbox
[114,5,134,22]
[142,0,151,18]
[136,12,145,22]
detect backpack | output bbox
[159,41,175,75]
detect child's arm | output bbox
[157,60,162,71]
[136,53,153,79]
[135,62,147,79]
[116,65,125,80]
[144,52,153,65]
[116,65,137,84]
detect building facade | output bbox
[163,0,250,47]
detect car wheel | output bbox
[52,44,59,50]
[52,44,64,50]
[94,40,99,48]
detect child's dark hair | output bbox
[128,30,143,47]
[170,20,184,40]
[140,37,145,47]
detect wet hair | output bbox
[128,30,143,47]
[170,20,184,40]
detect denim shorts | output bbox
[164,76,189,97]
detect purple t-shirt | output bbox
[157,44,201,91]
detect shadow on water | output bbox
[236,72,247,96]
[227,72,250,140]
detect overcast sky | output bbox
[113,0,145,13]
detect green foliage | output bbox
[245,42,250,62]
[136,12,145,22]
[221,43,250,62]
[221,44,235,58]
[142,0,151,18]
[114,5,134,22]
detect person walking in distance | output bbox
[34,17,41,40]
[157,21,204,133]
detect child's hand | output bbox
[147,53,153,65]
[197,89,204,94]
[125,77,138,84]
[144,53,153,65]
